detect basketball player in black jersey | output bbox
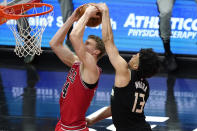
[86,3,160,131]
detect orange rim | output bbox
[0,5,7,25]
[0,16,7,25]
[0,5,5,9]
[2,3,53,19]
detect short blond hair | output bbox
[88,35,106,59]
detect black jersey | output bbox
[111,70,151,131]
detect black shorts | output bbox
[116,126,152,131]
[117,128,152,131]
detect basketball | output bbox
[78,4,102,27]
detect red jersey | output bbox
[55,62,101,131]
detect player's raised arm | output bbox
[97,3,128,72]
[49,6,82,67]
[69,5,100,71]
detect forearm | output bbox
[101,8,119,57]
[70,12,90,40]
[50,15,75,48]
[101,5,123,69]
[91,106,112,125]
[49,15,78,66]
[102,9,114,44]
[69,12,91,57]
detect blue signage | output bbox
[0,0,197,55]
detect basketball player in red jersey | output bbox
[49,4,105,131]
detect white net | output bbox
[6,4,53,57]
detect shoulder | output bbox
[97,66,102,73]
[114,68,131,88]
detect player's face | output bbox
[128,53,140,70]
[84,38,97,55]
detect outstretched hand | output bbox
[71,4,101,22]
[71,4,85,21]
[84,4,100,19]
[86,118,95,127]
[91,3,108,13]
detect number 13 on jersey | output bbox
[132,92,145,113]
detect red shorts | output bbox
[55,120,89,131]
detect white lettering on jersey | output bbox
[135,81,147,92]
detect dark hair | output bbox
[88,35,106,59]
[137,48,160,78]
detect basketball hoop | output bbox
[0,5,7,25]
[0,3,53,57]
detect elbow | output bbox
[49,41,55,49]
[49,40,61,50]
[49,39,59,50]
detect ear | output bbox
[94,49,101,56]
[133,63,139,70]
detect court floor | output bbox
[0,51,197,131]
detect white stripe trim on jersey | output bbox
[61,122,87,131]
[61,123,82,128]
[61,126,87,131]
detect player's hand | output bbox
[92,3,108,13]
[71,4,85,21]
[86,118,94,126]
[84,4,100,19]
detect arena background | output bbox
[1,0,197,131]
[0,0,197,56]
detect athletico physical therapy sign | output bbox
[0,0,197,55]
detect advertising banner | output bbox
[0,0,196,55]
